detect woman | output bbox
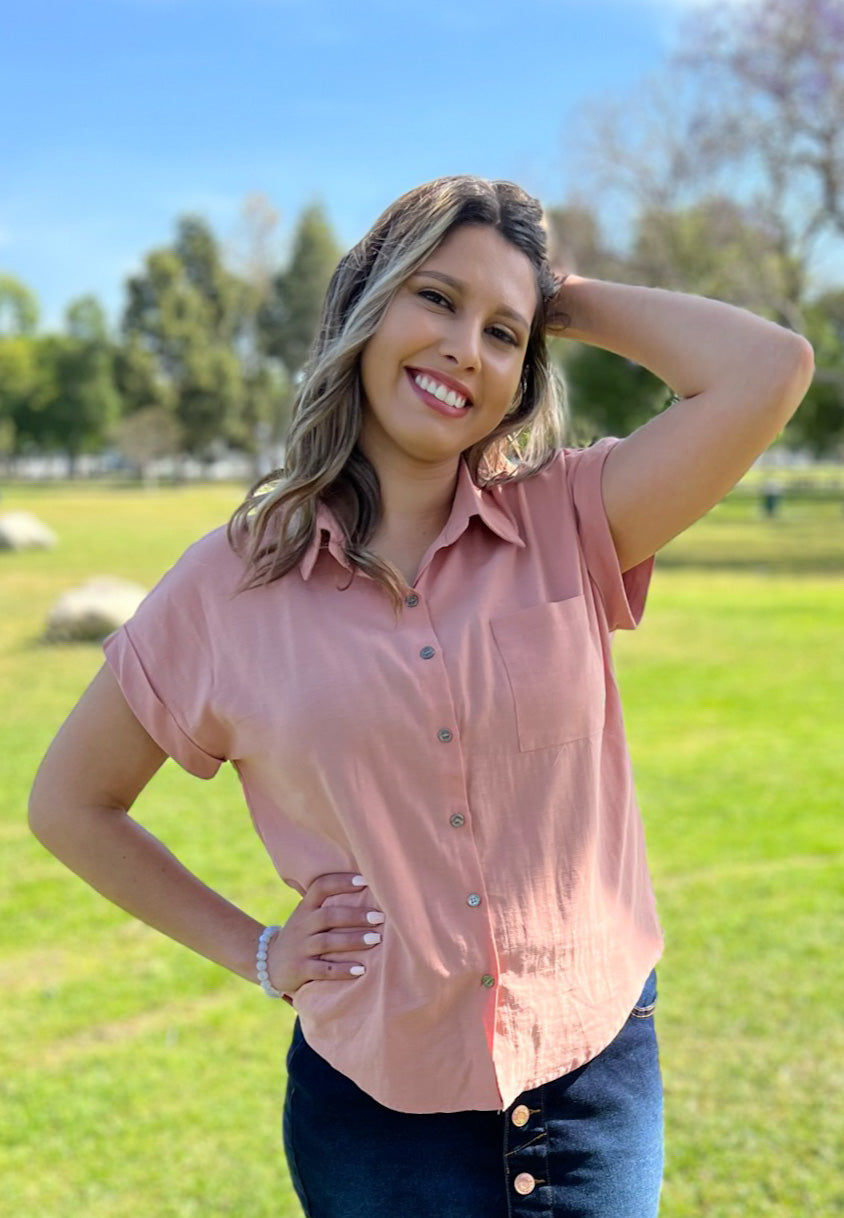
[29,176,813,1217]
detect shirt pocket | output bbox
[490,596,605,752]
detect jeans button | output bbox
[514,1172,536,1195]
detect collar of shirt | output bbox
[298,459,525,582]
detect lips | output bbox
[406,367,474,412]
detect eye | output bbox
[487,324,520,347]
[418,288,453,309]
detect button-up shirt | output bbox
[104,438,663,1113]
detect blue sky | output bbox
[2,0,704,328]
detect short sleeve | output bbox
[103,532,231,779]
[564,438,654,631]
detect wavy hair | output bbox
[228,175,568,607]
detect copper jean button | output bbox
[511,1104,530,1128]
[514,1172,536,1195]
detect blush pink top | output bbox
[104,438,664,1113]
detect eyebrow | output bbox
[415,270,532,332]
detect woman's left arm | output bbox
[552,276,815,571]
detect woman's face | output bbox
[358,224,538,474]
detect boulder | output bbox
[44,577,148,643]
[0,511,57,550]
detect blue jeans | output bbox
[283,971,663,1217]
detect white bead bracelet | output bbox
[256,924,285,998]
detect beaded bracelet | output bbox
[256,924,285,998]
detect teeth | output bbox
[414,373,468,409]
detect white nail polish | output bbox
[351,875,367,887]
[350,965,365,976]
[363,932,381,945]
[366,911,385,924]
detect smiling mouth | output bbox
[409,370,472,410]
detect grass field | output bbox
[1,479,842,1217]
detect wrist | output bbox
[256,924,285,998]
[547,273,591,336]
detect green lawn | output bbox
[1,481,842,1217]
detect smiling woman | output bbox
[358,227,537,496]
[29,175,813,1218]
[228,176,566,603]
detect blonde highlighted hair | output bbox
[228,175,567,607]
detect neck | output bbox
[380,460,458,531]
[364,449,462,584]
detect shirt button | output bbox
[466,893,481,907]
[405,593,419,607]
[437,728,453,743]
[511,1104,530,1128]
[481,974,495,988]
[514,1172,536,1196]
[419,646,436,660]
[449,813,465,828]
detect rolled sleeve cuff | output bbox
[104,627,224,779]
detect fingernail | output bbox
[351,875,367,887]
[366,911,385,924]
[350,965,365,976]
[363,932,381,945]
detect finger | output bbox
[310,928,382,955]
[307,958,368,981]
[300,872,368,909]
[309,904,385,933]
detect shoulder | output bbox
[172,523,243,575]
[492,438,619,517]
[120,525,250,645]
[154,525,247,600]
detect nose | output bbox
[439,316,482,371]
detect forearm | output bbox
[553,276,813,570]
[29,800,265,986]
[556,275,811,419]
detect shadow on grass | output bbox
[657,554,844,575]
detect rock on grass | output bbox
[45,577,147,643]
[0,511,57,550]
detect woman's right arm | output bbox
[28,664,382,991]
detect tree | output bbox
[0,277,40,464]
[680,0,844,235]
[0,334,38,464]
[0,274,39,337]
[564,0,844,452]
[228,193,294,464]
[545,203,630,283]
[575,0,844,323]
[788,289,844,455]
[259,203,342,377]
[628,197,805,321]
[112,405,183,484]
[546,203,680,439]
[229,192,281,305]
[11,298,120,471]
[122,217,251,456]
[560,344,668,443]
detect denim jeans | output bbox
[283,971,663,1218]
